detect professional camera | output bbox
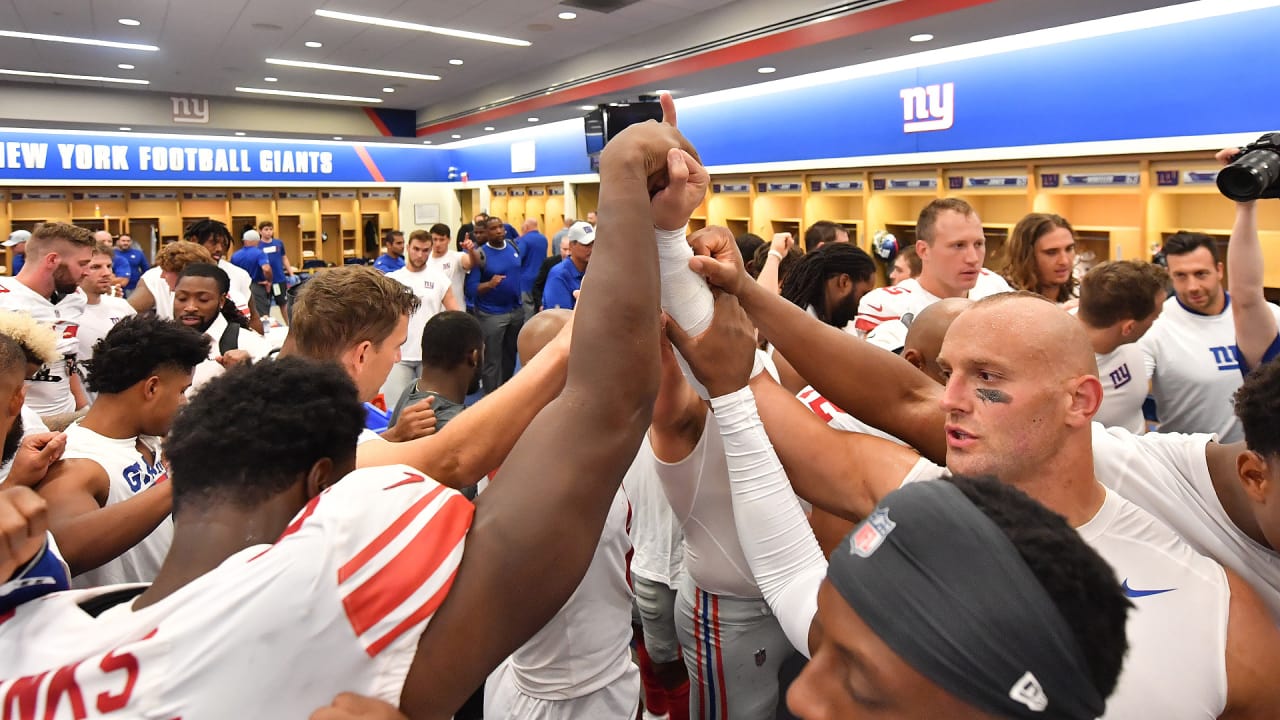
[1217,132,1280,201]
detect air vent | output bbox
[560,0,643,12]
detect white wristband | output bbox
[768,249,784,262]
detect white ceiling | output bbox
[0,0,1195,144]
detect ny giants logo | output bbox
[1210,345,1240,372]
[899,83,954,133]
[1109,363,1133,389]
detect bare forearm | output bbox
[738,280,946,460]
[757,253,782,295]
[52,485,171,576]
[1229,202,1277,369]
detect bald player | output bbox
[486,308,641,719]
[682,236,1280,718]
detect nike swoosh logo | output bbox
[866,304,883,313]
[1121,579,1176,598]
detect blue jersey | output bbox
[0,535,70,614]
[542,257,584,310]
[475,242,522,314]
[516,231,548,295]
[114,247,148,290]
[260,238,287,282]
[10,253,23,277]
[231,246,269,283]
[373,253,405,274]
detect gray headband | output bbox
[828,480,1105,720]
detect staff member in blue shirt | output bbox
[231,229,273,317]
[474,216,523,393]
[542,222,593,311]
[373,230,406,273]
[3,230,28,277]
[111,234,149,294]
[515,218,548,320]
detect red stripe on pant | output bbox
[694,588,705,719]
[711,594,728,718]
[637,640,669,716]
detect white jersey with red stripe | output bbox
[0,463,474,719]
[795,386,906,445]
[854,271,1011,347]
[0,277,86,416]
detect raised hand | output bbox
[664,293,759,398]
[0,486,48,581]
[688,226,751,297]
[383,396,437,443]
[4,432,67,489]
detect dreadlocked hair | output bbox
[780,243,876,315]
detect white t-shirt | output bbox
[1140,295,1280,442]
[1093,343,1149,435]
[623,441,684,588]
[427,250,468,310]
[0,277,87,416]
[505,487,634,700]
[217,259,254,321]
[77,296,136,385]
[854,270,1011,349]
[650,410,761,599]
[387,265,453,363]
[902,458,1230,719]
[1092,424,1280,622]
[0,464,472,718]
[189,314,273,395]
[61,422,170,589]
[139,266,173,320]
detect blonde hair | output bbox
[0,311,60,365]
[291,266,421,359]
[28,222,94,256]
[154,241,212,273]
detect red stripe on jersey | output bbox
[0,608,13,626]
[342,494,473,638]
[854,318,879,333]
[364,565,459,657]
[857,312,899,321]
[338,484,448,584]
[251,492,323,561]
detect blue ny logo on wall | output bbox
[1109,364,1133,389]
[1210,345,1241,372]
[123,459,166,493]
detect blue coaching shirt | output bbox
[542,257,584,310]
[475,241,522,314]
[114,247,148,291]
[231,246,269,283]
[516,230,548,296]
[260,238,288,284]
[373,253,405,274]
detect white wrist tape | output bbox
[657,226,716,399]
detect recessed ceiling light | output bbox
[423,140,433,144]
[382,87,395,93]
[305,41,323,48]
[0,68,149,84]
[119,126,131,131]
[265,57,439,80]
[234,131,246,136]
[117,63,134,70]
[264,76,278,82]
[235,86,383,103]
[314,9,531,47]
[451,134,462,139]
[757,66,777,74]
[449,59,464,66]
[484,126,495,131]
[333,136,343,140]
[0,30,158,51]
[117,18,141,27]
[909,33,934,42]
[527,117,539,122]
[558,11,577,20]
[579,105,595,110]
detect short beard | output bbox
[52,265,80,295]
[2,413,25,466]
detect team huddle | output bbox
[0,97,1278,720]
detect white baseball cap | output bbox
[242,229,261,243]
[566,221,595,246]
[2,230,30,247]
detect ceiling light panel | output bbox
[0,30,158,51]
[0,68,149,84]
[314,9,531,47]
[235,87,383,103]
[265,58,440,81]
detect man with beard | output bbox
[35,314,209,587]
[128,240,214,321]
[77,243,136,392]
[0,311,69,489]
[173,263,272,394]
[0,222,94,420]
[183,219,263,335]
[778,241,876,334]
[382,229,461,410]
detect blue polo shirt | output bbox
[542,257,585,310]
[373,253,405,273]
[231,246,269,283]
[114,247,148,290]
[260,238,287,282]
[475,241,522,314]
[516,231,548,295]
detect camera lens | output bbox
[1218,148,1280,202]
